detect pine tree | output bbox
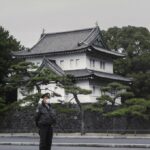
[59,75,91,135]
[0,26,24,102]
[7,61,91,134]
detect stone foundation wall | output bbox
[0,106,150,133]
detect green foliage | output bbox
[131,72,150,99]
[95,82,136,124]
[7,61,61,95]
[65,85,91,95]
[0,26,24,102]
[19,93,41,107]
[97,95,112,106]
[98,82,133,106]
[104,107,128,117]
[0,97,7,114]
[53,103,78,114]
[0,97,20,114]
[0,26,23,81]
[27,68,61,93]
[101,82,129,94]
[97,82,150,129]
[102,26,150,99]
[84,103,103,113]
[119,92,135,104]
[106,98,150,120]
[59,74,76,86]
[102,26,150,55]
[5,61,35,92]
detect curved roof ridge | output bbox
[78,27,97,45]
[78,26,104,47]
[42,27,93,36]
[85,27,101,45]
[96,27,109,49]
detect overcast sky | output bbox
[0,0,150,48]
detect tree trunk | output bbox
[126,115,131,131]
[81,109,85,135]
[35,84,41,94]
[73,93,85,135]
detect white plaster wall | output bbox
[89,83,102,103]
[86,56,113,73]
[105,61,113,73]
[50,53,87,70]
[27,53,87,71]
[76,80,90,90]
[26,54,113,73]
[64,93,91,104]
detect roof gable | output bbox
[38,57,65,76]
[78,26,108,49]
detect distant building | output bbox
[13,26,131,103]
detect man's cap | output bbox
[41,93,50,98]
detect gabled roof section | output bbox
[38,57,65,76]
[13,26,110,57]
[78,26,109,49]
[65,69,132,82]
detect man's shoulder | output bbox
[36,104,43,112]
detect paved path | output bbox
[0,136,150,144]
[0,145,148,150]
[0,136,150,148]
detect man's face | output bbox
[43,96,50,104]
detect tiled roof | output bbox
[14,28,95,56]
[13,26,125,58]
[65,69,131,82]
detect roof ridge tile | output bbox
[43,27,94,36]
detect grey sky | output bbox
[0,0,150,48]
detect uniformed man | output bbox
[35,93,56,150]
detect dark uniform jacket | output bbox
[35,101,56,127]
